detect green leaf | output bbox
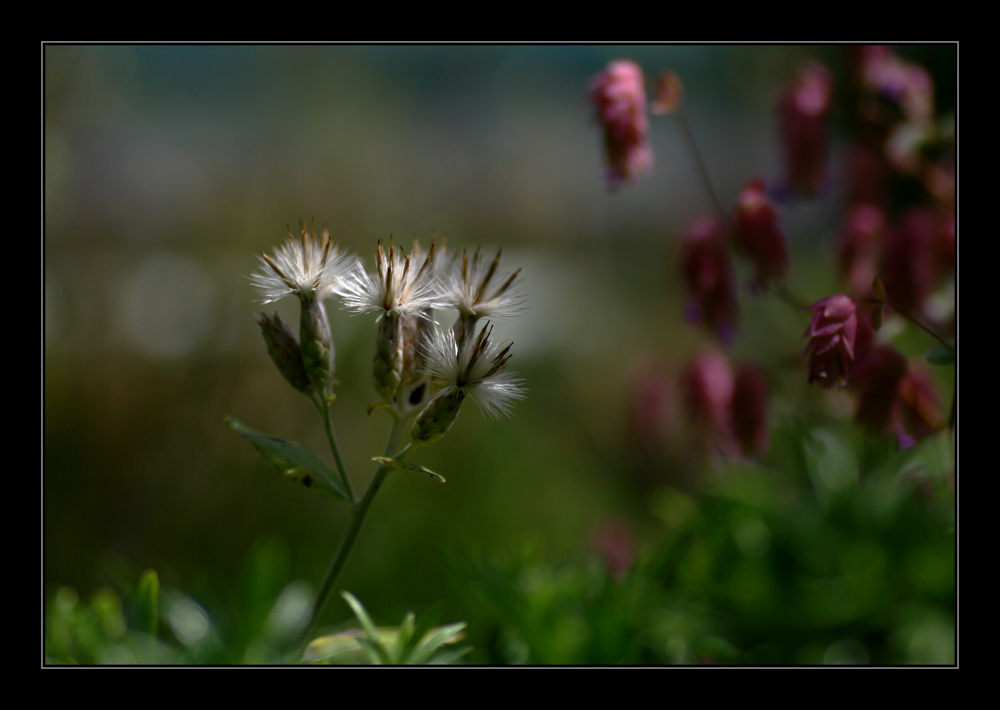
[372,457,446,482]
[136,569,159,637]
[225,416,347,501]
[341,592,391,664]
[407,621,468,665]
[924,340,955,366]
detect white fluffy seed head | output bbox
[441,248,525,321]
[336,237,443,319]
[251,224,357,304]
[421,322,525,419]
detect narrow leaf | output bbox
[225,416,347,501]
[372,457,446,482]
[136,569,159,637]
[341,591,390,664]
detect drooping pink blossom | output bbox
[734,178,789,287]
[838,203,885,297]
[803,294,858,388]
[778,61,833,197]
[590,60,653,189]
[681,217,739,343]
[681,349,737,456]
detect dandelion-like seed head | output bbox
[442,248,525,321]
[422,322,525,419]
[251,223,356,304]
[338,237,442,319]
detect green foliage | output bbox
[46,539,312,665]
[452,424,954,665]
[303,592,470,665]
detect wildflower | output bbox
[337,237,441,320]
[251,223,356,304]
[337,238,442,401]
[411,323,525,445]
[881,207,935,318]
[852,345,908,435]
[441,247,524,343]
[838,203,885,297]
[852,346,942,448]
[590,59,653,189]
[778,61,833,197]
[681,217,739,343]
[251,224,354,395]
[681,349,736,456]
[803,294,858,388]
[733,178,789,287]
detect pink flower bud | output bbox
[881,207,936,317]
[681,349,736,456]
[852,345,908,434]
[590,60,653,189]
[838,203,885,297]
[803,294,858,388]
[681,217,739,342]
[779,62,833,197]
[734,178,789,286]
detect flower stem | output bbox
[676,107,728,221]
[321,398,356,503]
[293,413,407,653]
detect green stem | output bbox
[295,414,408,652]
[676,107,728,221]
[321,399,355,503]
[893,305,956,355]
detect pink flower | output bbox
[851,346,943,448]
[681,217,739,342]
[838,203,885,297]
[778,62,833,197]
[734,178,789,286]
[803,295,858,388]
[590,60,653,189]
[681,349,737,456]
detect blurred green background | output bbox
[44,44,955,664]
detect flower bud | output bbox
[852,345,907,434]
[838,203,885,297]
[803,294,858,388]
[589,59,653,189]
[411,388,465,446]
[256,311,312,394]
[734,178,789,286]
[681,349,736,456]
[779,61,833,197]
[681,217,739,342]
[372,314,405,402]
[298,295,335,396]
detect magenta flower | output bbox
[734,178,789,287]
[590,60,653,189]
[778,62,833,197]
[803,294,858,388]
[681,349,737,456]
[681,217,739,342]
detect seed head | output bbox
[251,223,356,304]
